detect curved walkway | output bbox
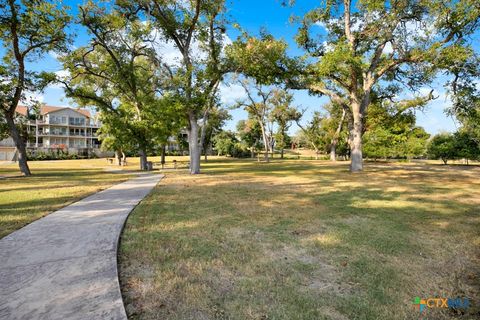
[0,173,164,320]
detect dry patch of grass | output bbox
[119,159,480,319]
[0,159,133,238]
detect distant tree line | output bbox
[1,0,479,175]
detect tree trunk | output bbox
[139,148,148,170]
[330,109,347,162]
[261,131,269,162]
[115,150,123,166]
[161,144,166,169]
[349,112,363,172]
[122,151,127,165]
[281,148,284,159]
[188,113,201,174]
[5,114,31,176]
[330,144,336,161]
[255,120,270,163]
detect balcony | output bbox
[30,120,100,128]
[38,132,68,136]
[26,143,44,148]
[69,120,86,126]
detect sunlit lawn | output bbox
[0,155,200,239]
[0,158,136,238]
[119,159,480,320]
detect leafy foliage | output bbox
[212,130,250,158]
[226,33,296,85]
[61,3,181,169]
[0,0,71,109]
[0,0,71,175]
[295,111,328,157]
[269,89,297,157]
[202,107,231,155]
[117,0,232,173]
[427,133,458,164]
[289,0,480,170]
[363,101,430,159]
[236,116,263,154]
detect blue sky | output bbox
[33,0,477,135]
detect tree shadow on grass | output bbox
[0,169,130,239]
[120,164,480,320]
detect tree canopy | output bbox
[297,0,479,170]
[0,0,71,175]
[61,2,180,170]
[117,0,232,174]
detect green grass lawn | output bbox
[119,159,480,320]
[0,158,134,238]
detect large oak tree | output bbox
[61,2,178,170]
[118,0,231,174]
[0,0,70,175]
[292,0,480,171]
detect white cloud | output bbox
[418,87,434,96]
[55,69,70,78]
[322,40,333,53]
[154,39,183,66]
[46,70,70,89]
[383,42,393,54]
[315,21,327,29]
[151,28,232,67]
[416,95,458,135]
[21,91,44,104]
[151,29,238,106]
[218,83,247,105]
[48,51,60,59]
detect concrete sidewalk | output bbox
[0,173,163,320]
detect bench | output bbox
[154,160,190,169]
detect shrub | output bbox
[427,133,457,164]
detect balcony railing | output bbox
[27,143,43,148]
[38,132,68,136]
[69,120,85,126]
[25,142,101,149]
[27,120,101,127]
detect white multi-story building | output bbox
[0,105,103,161]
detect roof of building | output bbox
[16,105,91,118]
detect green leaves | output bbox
[226,35,294,85]
[427,130,480,165]
[62,3,179,155]
[0,0,72,56]
[363,98,430,159]
[0,0,71,109]
[427,133,458,164]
